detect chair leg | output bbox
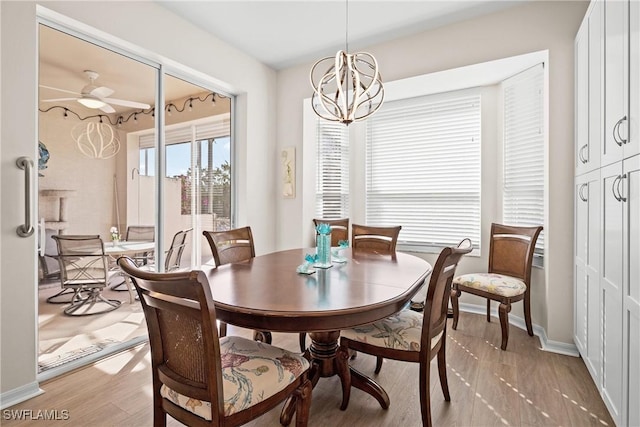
[253,330,272,344]
[64,288,121,316]
[294,378,313,427]
[498,302,511,350]
[46,287,76,304]
[218,321,227,338]
[524,293,534,336]
[374,356,384,374]
[450,288,460,330]
[299,332,306,353]
[486,299,491,322]
[419,359,433,427]
[437,341,450,401]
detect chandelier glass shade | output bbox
[71,122,121,159]
[310,50,384,125]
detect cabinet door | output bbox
[588,0,603,171]
[603,0,629,167]
[575,170,602,381]
[628,0,640,159]
[576,23,590,175]
[601,162,624,423]
[623,154,640,427]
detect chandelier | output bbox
[309,1,384,125]
[71,122,121,159]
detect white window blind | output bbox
[365,94,481,250]
[315,120,349,218]
[503,64,545,253]
[138,116,230,148]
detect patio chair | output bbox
[51,235,121,316]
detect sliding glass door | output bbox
[36,23,233,376]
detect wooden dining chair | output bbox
[313,218,349,247]
[203,226,279,344]
[351,224,401,255]
[337,239,472,427]
[117,256,312,427]
[451,223,542,350]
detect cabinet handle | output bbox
[613,116,627,146]
[579,183,588,202]
[612,175,621,201]
[578,144,589,164]
[16,157,35,237]
[617,173,627,203]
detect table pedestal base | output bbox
[279,331,390,425]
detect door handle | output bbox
[16,157,35,237]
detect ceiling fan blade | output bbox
[39,85,81,96]
[90,86,114,98]
[103,98,151,109]
[42,97,78,102]
[99,104,116,114]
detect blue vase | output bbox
[316,232,332,268]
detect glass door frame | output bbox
[35,10,235,381]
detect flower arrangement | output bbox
[110,226,120,242]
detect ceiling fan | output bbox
[41,70,151,114]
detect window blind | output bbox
[315,120,349,219]
[365,94,481,249]
[502,64,545,253]
[138,117,230,148]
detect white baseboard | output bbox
[0,382,44,410]
[458,302,579,357]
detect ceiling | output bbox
[38,1,527,116]
[156,0,525,70]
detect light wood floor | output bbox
[5,312,613,427]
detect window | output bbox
[502,64,544,254]
[365,93,481,250]
[139,147,155,176]
[138,117,231,218]
[315,120,349,219]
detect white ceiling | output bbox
[156,0,525,70]
[38,1,528,115]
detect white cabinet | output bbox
[629,0,640,161]
[600,162,624,421]
[602,0,629,167]
[574,169,601,382]
[622,154,639,427]
[575,1,639,426]
[575,0,603,175]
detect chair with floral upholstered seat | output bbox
[450,223,542,350]
[117,256,312,427]
[337,239,472,427]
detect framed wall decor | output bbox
[281,147,295,198]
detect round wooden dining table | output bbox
[201,247,432,423]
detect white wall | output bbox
[1,0,276,403]
[275,1,589,345]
